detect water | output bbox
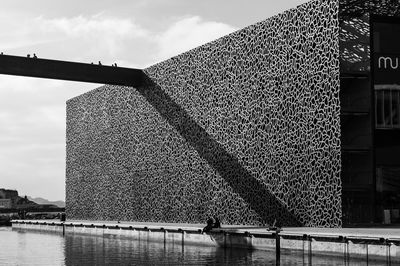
[0,227,387,265]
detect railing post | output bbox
[342,236,349,265]
[302,234,307,264]
[308,235,312,266]
[386,240,391,266]
[275,229,281,266]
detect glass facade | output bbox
[375,89,400,128]
[340,15,400,225]
[373,19,400,225]
[339,14,374,225]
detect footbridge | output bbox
[0,54,144,86]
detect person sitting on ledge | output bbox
[214,217,221,228]
[203,217,214,232]
[267,219,282,232]
[33,53,37,59]
[202,217,221,232]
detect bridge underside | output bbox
[0,54,144,87]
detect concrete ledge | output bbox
[11,220,400,262]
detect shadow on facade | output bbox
[137,75,301,227]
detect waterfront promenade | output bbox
[14,219,400,237]
[66,220,400,239]
[12,219,400,263]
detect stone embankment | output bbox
[12,220,400,263]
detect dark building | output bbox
[66,0,400,227]
[0,188,18,199]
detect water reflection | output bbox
[0,228,391,265]
[64,234,276,265]
[64,234,393,266]
[0,227,65,266]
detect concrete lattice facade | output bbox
[66,0,341,227]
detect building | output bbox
[0,188,18,200]
[0,189,18,208]
[0,199,12,209]
[66,0,400,227]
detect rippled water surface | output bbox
[0,227,387,265]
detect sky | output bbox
[0,0,310,201]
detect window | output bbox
[375,88,400,128]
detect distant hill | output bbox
[28,196,65,208]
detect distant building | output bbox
[0,199,12,209]
[0,188,39,209]
[0,188,18,199]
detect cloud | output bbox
[0,11,56,51]
[36,14,148,39]
[37,14,149,60]
[0,11,236,67]
[0,13,236,200]
[0,75,97,200]
[0,13,151,65]
[154,16,237,62]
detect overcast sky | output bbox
[0,0,310,201]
